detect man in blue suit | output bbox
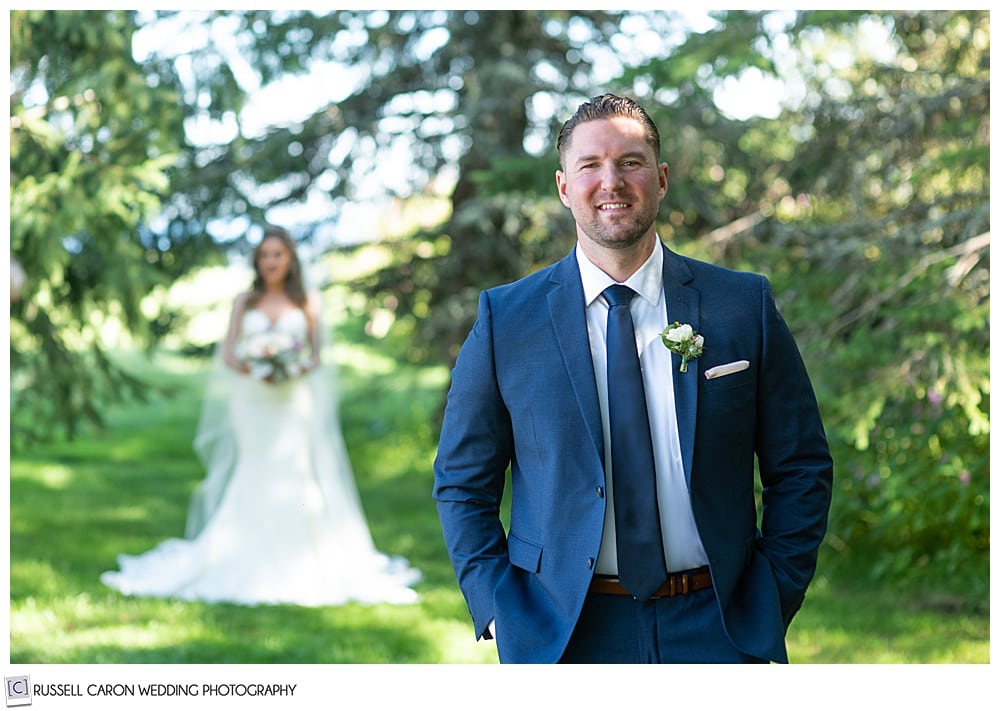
[433,94,833,663]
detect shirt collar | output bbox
[576,239,664,308]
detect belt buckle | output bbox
[665,573,689,597]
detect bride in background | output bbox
[101,225,421,606]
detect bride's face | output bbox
[256,237,292,287]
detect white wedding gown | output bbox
[101,308,421,606]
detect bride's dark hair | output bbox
[248,225,307,308]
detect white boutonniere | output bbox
[660,322,704,373]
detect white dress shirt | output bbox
[576,240,709,575]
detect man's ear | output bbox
[555,170,570,207]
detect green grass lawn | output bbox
[8,307,989,664]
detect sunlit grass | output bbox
[786,575,989,664]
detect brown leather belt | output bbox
[589,568,712,599]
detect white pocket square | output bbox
[704,360,750,380]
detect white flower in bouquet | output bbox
[240,330,308,383]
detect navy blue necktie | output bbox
[603,284,668,601]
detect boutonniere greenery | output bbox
[660,322,704,373]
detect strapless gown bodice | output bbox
[241,307,307,339]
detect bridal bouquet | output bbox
[240,331,308,383]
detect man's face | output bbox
[556,116,668,253]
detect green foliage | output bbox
[714,10,990,589]
[9,10,198,448]
[355,193,576,365]
[331,10,645,362]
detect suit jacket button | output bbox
[586,557,594,569]
[595,486,604,498]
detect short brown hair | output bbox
[556,94,661,170]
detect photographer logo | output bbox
[5,676,31,707]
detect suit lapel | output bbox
[661,246,699,486]
[547,251,605,466]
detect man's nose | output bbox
[600,164,625,190]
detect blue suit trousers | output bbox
[559,587,767,664]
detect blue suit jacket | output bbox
[433,245,833,663]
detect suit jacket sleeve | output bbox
[754,276,833,626]
[433,290,512,639]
